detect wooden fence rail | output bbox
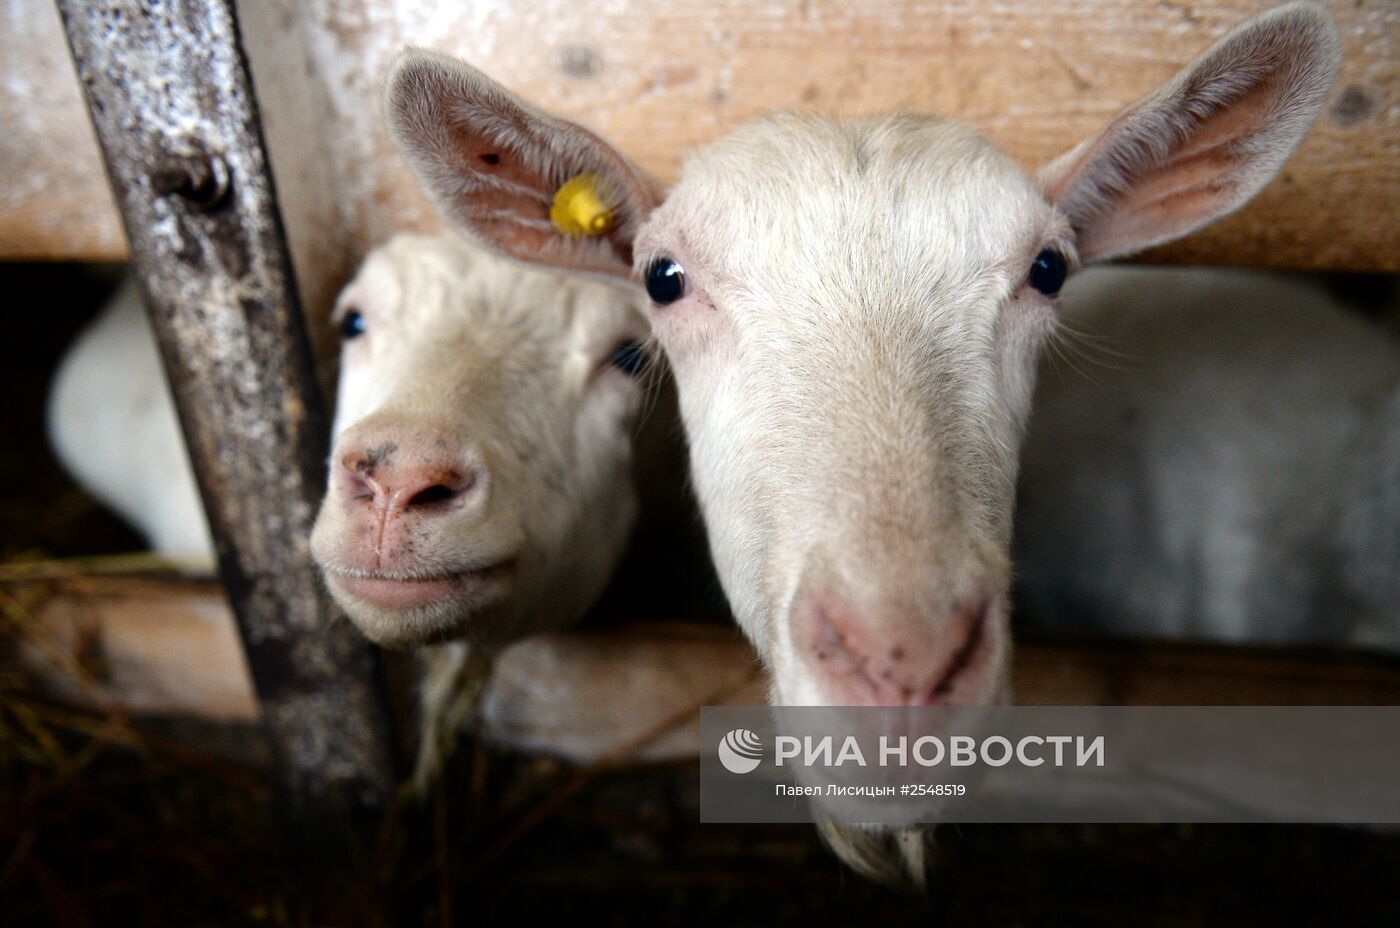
[12,576,1400,766]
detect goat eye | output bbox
[340,310,366,340]
[606,340,648,377]
[644,257,686,305]
[1028,249,1068,297]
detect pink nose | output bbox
[337,439,482,517]
[792,588,996,707]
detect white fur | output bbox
[386,3,1341,881]
[308,233,649,650]
[388,3,1338,708]
[635,114,1062,705]
[49,233,657,788]
[1017,265,1400,651]
[48,277,215,563]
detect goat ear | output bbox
[1038,2,1340,263]
[385,49,658,282]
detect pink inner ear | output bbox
[389,52,661,281]
[440,119,561,260]
[1073,67,1288,260]
[440,112,648,279]
[1172,74,1278,162]
[1076,79,1279,258]
[1042,0,1347,265]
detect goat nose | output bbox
[338,443,482,516]
[792,587,996,707]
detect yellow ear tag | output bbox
[550,174,613,238]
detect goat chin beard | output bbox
[818,822,931,890]
[808,649,1014,887]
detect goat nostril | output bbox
[403,470,477,510]
[406,483,460,508]
[335,435,483,512]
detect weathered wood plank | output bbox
[10,575,258,722]
[4,1,1396,270]
[237,0,357,375]
[0,0,125,259]
[12,576,1400,764]
[55,0,395,807]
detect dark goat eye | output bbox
[606,340,648,377]
[644,257,686,305]
[1028,249,1068,296]
[340,310,366,340]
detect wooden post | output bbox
[56,0,395,808]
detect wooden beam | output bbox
[4,1,1396,270]
[0,0,126,261]
[11,576,1400,765]
[54,1,394,808]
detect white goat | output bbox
[1017,265,1400,651]
[383,2,1340,879]
[48,275,216,562]
[49,232,662,786]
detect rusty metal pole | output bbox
[56,0,395,809]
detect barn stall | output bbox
[1,0,1398,923]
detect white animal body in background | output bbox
[1016,265,1400,652]
[383,2,1340,880]
[48,275,216,563]
[49,232,669,786]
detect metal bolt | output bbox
[152,153,231,210]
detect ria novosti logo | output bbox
[717,728,764,774]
